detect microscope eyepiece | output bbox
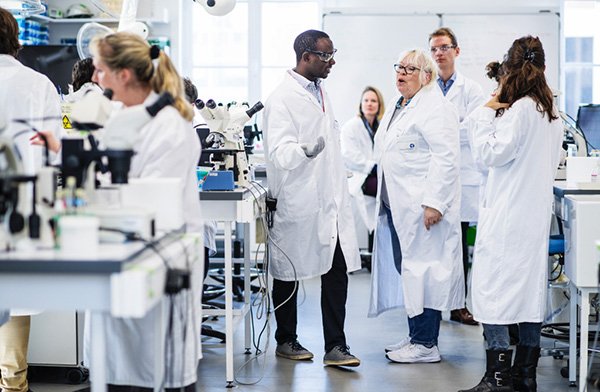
[195,99,205,110]
[246,101,264,118]
[206,99,217,109]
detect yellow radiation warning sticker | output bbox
[62,115,72,129]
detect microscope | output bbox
[59,89,177,240]
[0,115,54,249]
[62,89,175,189]
[196,99,263,190]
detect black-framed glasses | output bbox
[306,48,337,62]
[430,45,456,54]
[393,64,421,75]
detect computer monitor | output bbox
[195,124,213,166]
[16,45,79,95]
[576,104,600,153]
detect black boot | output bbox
[458,349,514,392]
[512,345,540,392]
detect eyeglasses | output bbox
[430,45,456,54]
[306,48,337,62]
[393,64,421,75]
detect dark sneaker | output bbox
[323,345,361,367]
[275,340,314,360]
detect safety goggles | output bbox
[430,45,456,54]
[306,48,337,62]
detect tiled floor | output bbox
[31,269,588,391]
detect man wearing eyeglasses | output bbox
[428,27,486,327]
[263,29,362,368]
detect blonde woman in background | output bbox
[341,86,385,257]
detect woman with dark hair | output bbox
[459,36,563,392]
[341,86,385,252]
[0,7,62,392]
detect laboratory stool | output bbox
[202,247,227,343]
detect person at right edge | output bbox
[458,36,562,392]
[263,29,362,367]
[429,27,486,326]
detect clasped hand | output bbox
[423,206,442,230]
[301,136,325,158]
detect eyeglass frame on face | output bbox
[393,63,421,75]
[430,45,456,54]
[305,48,337,62]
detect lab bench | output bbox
[199,185,266,388]
[0,231,202,392]
[553,181,600,390]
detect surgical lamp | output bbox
[193,0,236,16]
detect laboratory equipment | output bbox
[61,89,174,189]
[563,194,600,287]
[0,0,45,15]
[197,99,263,189]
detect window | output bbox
[190,1,319,105]
[192,3,248,103]
[564,1,600,118]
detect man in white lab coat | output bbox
[0,7,62,392]
[429,27,486,326]
[263,29,362,367]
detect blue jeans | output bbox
[382,203,402,274]
[483,323,542,350]
[408,308,442,348]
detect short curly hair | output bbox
[293,29,330,63]
[71,58,95,92]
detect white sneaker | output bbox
[384,336,411,353]
[386,343,441,363]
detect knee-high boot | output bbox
[511,345,540,392]
[458,349,514,392]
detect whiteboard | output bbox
[322,13,440,125]
[442,13,560,95]
[322,12,560,124]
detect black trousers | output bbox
[272,240,348,353]
[460,221,470,296]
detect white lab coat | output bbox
[86,92,204,388]
[0,55,62,317]
[263,71,361,281]
[468,98,563,324]
[0,55,61,174]
[340,116,377,232]
[368,85,464,318]
[63,82,103,103]
[439,72,486,222]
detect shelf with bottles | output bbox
[29,14,168,25]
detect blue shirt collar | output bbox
[437,72,456,96]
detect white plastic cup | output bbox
[58,216,99,257]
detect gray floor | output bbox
[31,269,583,391]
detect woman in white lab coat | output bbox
[341,86,385,251]
[87,33,203,391]
[368,49,464,364]
[458,36,563,392]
